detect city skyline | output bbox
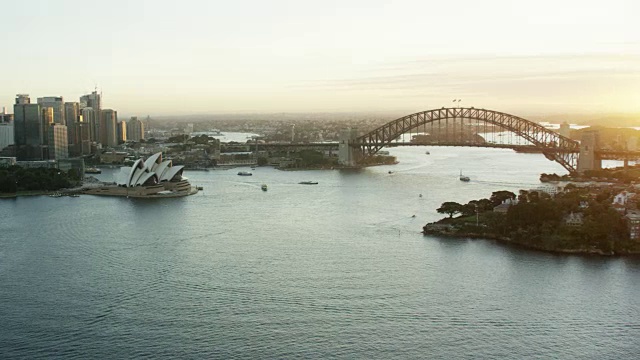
[2,0,639,116]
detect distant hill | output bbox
[527,113,640,127]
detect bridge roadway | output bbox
[253,141,640,161]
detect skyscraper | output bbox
[126,117,144,142]
[101,109,118,148]
[13,94,44,160]
[48,124,68,160]
[37,96,65,125]
[118,120,127,143]
[79,91,101,142]
[81,107,97,143]
[64,102,79,154]
[75,121,92,156]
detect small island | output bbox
[423,187,640,256]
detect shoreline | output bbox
[423,227,640,257]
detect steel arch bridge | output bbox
[351,107,581,173]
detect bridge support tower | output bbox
[338,128,358,166]
[577,130,601,173]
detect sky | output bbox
[1,0,639,117]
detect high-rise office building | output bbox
[118,120,127,143]
[101,109,118,148]
[81,107,97,142]
[48,124,68,160]
[14,94,44,160]
[37,96,65,125]
[75,121,92,156]
[64,102,79,152]
[126,116,144,142]
[80,91,101,142]
[0,123,14,151]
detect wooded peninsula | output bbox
[423,187,640,256]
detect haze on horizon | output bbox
[2,0,639,118]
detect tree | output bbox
[490,190,516,206]
[437,202,464,218]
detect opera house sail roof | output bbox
[116,152,185,188]
[85,152,197,198]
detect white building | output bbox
[613,191,633,206]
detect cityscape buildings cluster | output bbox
[0,91,145,161]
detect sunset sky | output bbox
[2,0,639,117]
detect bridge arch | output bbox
[352,107,581,173]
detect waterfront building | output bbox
[0,123,14,151]
[48,124,68,160]
[0,157,17,167]
[86,152,196,197]
[100,109,118,148]
[37,96,65,125]
[126,116,145,142]
[14,94,45,160]
[626,211,640,240]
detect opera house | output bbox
[84,152,198,197]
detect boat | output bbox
[237,171,253,176]
[299,181,318,185]
[261,184,268,191]
[196,186,204,191]
[49,192,63,197]
[85,167,102,174]
[69,194,80,197]
[459,171,470,182]
[425,151,430,155]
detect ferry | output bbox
[237,171,253,176]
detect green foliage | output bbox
[490,190,516,206]
[431,188,637,254]
[192,135,213,145]
[0,166,72,193]
[167,134,189,143]
[437,202,464,218]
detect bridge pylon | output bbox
[577,130,601,173]
[339,128,359,166]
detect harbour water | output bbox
[1,146,639,358]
